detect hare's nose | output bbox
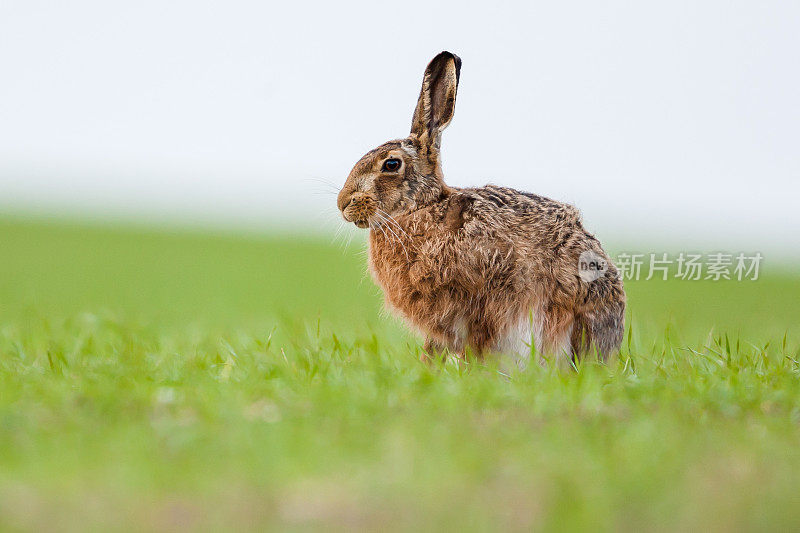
[344,193,370,212]
[349,192,369,204]
[342,198,357,212]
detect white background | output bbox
[1,1,798,253]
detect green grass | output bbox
[1,216,799,531]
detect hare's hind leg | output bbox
[572,303,625,361]
[578,274,626,361]
[586,304,625,360]
[570,315,590,361]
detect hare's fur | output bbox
[338,52,625,365]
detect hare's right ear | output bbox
[410,51,461,149]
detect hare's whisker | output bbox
[374,212,410,261]
[304,177,341,189]
[370,221,394,257]
[376,209,410,240]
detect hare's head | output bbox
[338,51,461,228]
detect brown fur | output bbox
[337,52,625,365]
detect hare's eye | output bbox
[382,159,401,172]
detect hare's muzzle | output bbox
[340,192,377,229]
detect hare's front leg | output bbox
[421,334,466,363]
[421,337,446,363]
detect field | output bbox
[1,216,799,531]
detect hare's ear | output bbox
[410,51,461,145]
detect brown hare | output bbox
[337,51,625,367]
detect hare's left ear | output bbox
[410,51,461,147]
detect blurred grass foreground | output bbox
[1,216,800,531]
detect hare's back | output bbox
[464,185,586,242]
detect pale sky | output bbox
[1,1,798,253]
